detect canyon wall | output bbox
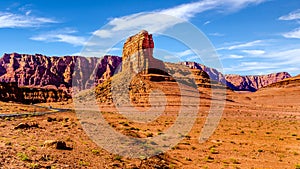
[0,53,122,92]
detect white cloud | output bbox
[242,49,265,55]
[224,47,300,75]
[0,11,56,28]
[71,47,122,57]
[160,0,267,20]
[93,0,267,39]
[30,28,88,46]
[228,54,244,58]
[87,0,267,57]
[176,49,194,57]
[279,9,300,21]
[283,27,300,39]
[209,32,225,37]
[163,55,179,60]
[159,0,218,21]
[204,21,211,25]
[109,47,121,52]
[93,29,113,38]
[159,49,195,61]
[224,61,278,72]
[266,48,300,64]
[218,40,264,50]
[25,10,31,16]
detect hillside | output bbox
[180,62,291,92]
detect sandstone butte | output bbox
[122,30,166,76]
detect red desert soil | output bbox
[0,102,50,115]
[1,82,300,168]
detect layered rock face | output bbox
[122,30,166,74]
[0,53,122,92]
[0,82,70,103]
[180,62,291,91]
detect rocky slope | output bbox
[180,62,291,91]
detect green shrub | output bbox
[114,155,122,161]
[17,152,30,161]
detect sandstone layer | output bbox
[0,82,70,103]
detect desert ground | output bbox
[0,81,300,169]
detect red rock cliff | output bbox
[0,53,122,92]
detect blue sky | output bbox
[0,0,300,75]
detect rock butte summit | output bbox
[122,30,166,75]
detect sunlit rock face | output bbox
[122,30,166,75]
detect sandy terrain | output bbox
[0,102,50,115]
[0,82,300,168]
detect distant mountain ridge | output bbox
[261,74,300,89]
[180,61,291,92]
[0,53,292,92]
[225,73,291,91]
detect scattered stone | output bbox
[43,140,57,147]
[43,140,72,150]
[47,117,57,122]
[56,141,68,150]
[14,122,39,129]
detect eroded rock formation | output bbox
[122,30,166,75]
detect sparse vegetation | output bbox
[114,155,122,161]
[28,163,40,169]
[91,149,100,155]
[230,158,240,164]
[185,157,192,161]
[146,132,153,137]
[258,149,264,153]
[17,152,30,161]
[78,160,90,166]
[204,156,214,163]
[210,147,219,154]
